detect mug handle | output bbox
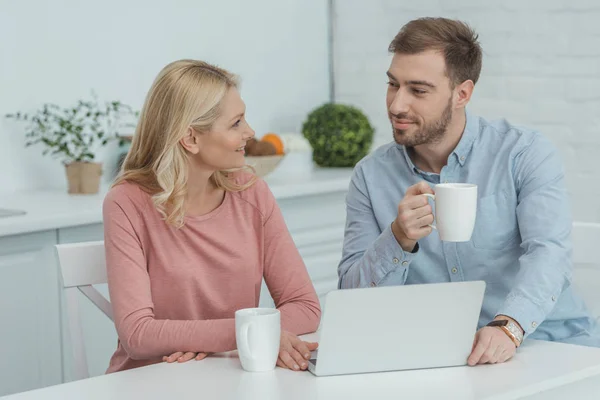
[238,322,256,360]
[423,193,437,230]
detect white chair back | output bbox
[572,222,600,320]
[55,241,112,380]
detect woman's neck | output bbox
[185,165,225,216]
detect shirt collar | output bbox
[453,110,480,166]
[400,144,418,175]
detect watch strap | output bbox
[499,325,521,348]
[486,319,523,347]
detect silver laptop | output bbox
[307,281,486,376]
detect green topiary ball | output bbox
[302,103,374,167]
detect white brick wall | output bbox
[333,0,600,222]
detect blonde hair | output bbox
[113,59,256,227]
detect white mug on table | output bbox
[424,183,477,242]
[235,308,281,372]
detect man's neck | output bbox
[410,110,467,174]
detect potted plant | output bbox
[5,94,138,194]
[302,103,374,167]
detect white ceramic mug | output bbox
[423,183,477,242]
[235,308,281,372]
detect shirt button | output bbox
[532,321,538,328]
[370,282,376,287]
[551,296,556,302]
[402,261,408,266]
[393,258,399,264]
[460,156,465,161]
[451,267,458,274]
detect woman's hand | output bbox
[277,331,318,371]
[163,352,209,363]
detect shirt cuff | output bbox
[370,224,418,285]
[496,292,559,339]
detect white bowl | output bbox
[245,155,285,178]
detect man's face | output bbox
[386,50,456,147]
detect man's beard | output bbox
[392,97,453,147]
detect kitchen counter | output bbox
[0,168,353,238]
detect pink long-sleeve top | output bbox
[102,173,321,373]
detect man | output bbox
[338,17,599,366]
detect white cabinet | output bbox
[57,223,104,244]
[0,224,110,396]
[259,191,345,310]
[0,231,61,397]
[280,191,346,307]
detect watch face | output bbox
[487,320,508,327]
[506,321,524,341]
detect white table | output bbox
[3,334,600,400]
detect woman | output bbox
[103,59,321,373]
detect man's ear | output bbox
[455,79,474,109]
[179,127,200,154]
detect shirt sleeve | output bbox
[338,164,418,289]
[260,181,322,335]
[104,189,237,360]
[496,134,572,338]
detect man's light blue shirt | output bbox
[338,112,599,346]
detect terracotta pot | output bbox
[65,162,103,194]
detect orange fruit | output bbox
[261,133,285,155]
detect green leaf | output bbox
[302,102,374,168]
[10,92,139,163]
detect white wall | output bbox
[333,0,600,222]
[0,0,330,194]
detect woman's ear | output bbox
[179,127,200,154]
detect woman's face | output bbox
[185,87,255,171]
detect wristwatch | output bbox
[486,319,524,347]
